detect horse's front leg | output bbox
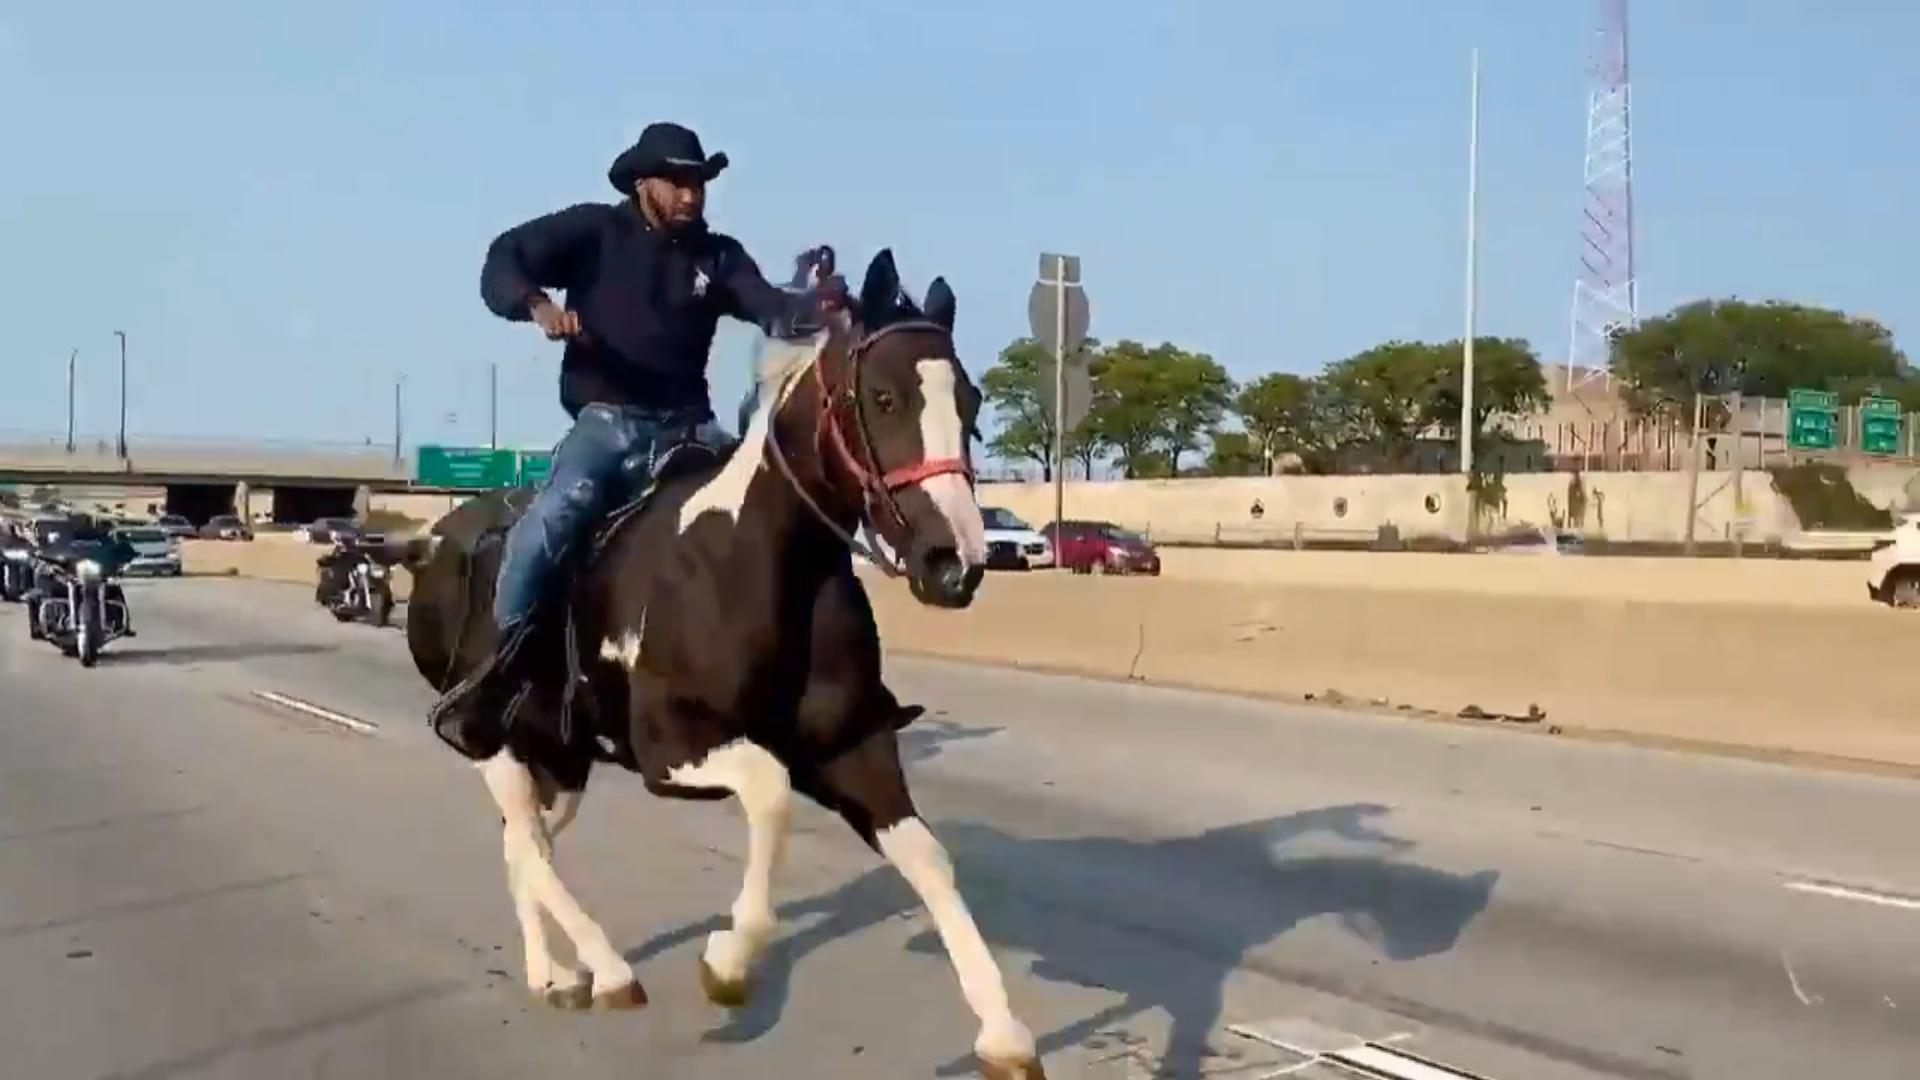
[807,730,1043,1080]
[665,738,793,1006]
[480,751,646,1009]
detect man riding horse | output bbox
[431,121,848,758]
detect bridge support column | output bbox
[353,484,372,522]
[235,481,252,523]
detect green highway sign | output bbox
[1786,387,1839,452]
[415,445,519,489]
[517,450,554,487]
[1788,388,1838,410]
[1861,396,1903,456]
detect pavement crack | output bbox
[0,872,307,940]
[0,805,213,845]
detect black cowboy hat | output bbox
[607,122,730,194]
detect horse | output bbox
[399,250,1046,1079]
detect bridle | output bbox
[763,319,974,577]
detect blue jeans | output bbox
[492,403,719,631]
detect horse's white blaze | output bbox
[913,358,987,566]
[679,333,828,534]
[667,738,793,983]
[479,752,634,994]
[876,816,1035,1063]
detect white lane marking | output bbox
[1325,1044,1497,1079]
[1782,877,1920,911]
[1781,950,1822,1006]
[250,690,378,735]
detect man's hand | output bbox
[816,274,850,312]
[528,294,582,340]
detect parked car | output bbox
[305,517,361,545]
[979,507,1053,571]
[199,515,253,541]
[154,514,198,540]
[1489,526,1584,556]
[1042,519,1162,576]
[110,526,184,577]
[1867,513,1920,607]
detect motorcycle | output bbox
[25,548,133,667]
[315,542,395,627]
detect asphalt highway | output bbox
[1,576,1916,1078]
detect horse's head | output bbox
[766,249,987,609]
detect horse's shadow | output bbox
[628,792,1498,1077]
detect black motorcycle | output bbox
[315,541,395,627]
[25,543,134,667]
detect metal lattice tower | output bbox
[1565,0,1637,393]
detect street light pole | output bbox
[113,331,127,459]
[393,377,404,468]
[65,349,77,454]
[1460,48,1481,476]
[490,361,499,450]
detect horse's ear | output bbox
[923,277,956,332]
[860,249,901,320]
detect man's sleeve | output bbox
[479,204,607,321]
[716,238,809,330]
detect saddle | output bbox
[464,431,733,748]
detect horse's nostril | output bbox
[924,549,965,593]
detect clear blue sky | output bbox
[3,1,1915,453]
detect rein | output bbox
[761,320,973,576]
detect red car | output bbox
[1041,520,1162,576]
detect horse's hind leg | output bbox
[664,739,793,1006]
[479,750,646,1010]
[805,730,1043,1080]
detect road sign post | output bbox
[1029,254,1090,565]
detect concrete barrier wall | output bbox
[859,569,1920,768]
[977,470,1817,545]
[184,534,1920,769]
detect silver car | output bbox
[111,526,183,577]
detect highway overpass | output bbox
[0,436,425,524]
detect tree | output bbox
[1205,431,1265,476]
[1156,349,1236,473]
[1423,337,1550,438]
[1611,299,1909,416]
[979,336,1103,480]
[1317,341,1438,469]
[1234,373,1318,474]
[1085,341,1234,479]
[1088,342,1171,479]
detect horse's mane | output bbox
[753,328,833,393]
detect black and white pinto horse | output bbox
[401,251,1045,1079]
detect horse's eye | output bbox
[873,389,898,413]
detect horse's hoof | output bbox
[540,982,594,1011]
[697,956,753,1008]
[593,979,648,1010]
[978,1055,1047,1080]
